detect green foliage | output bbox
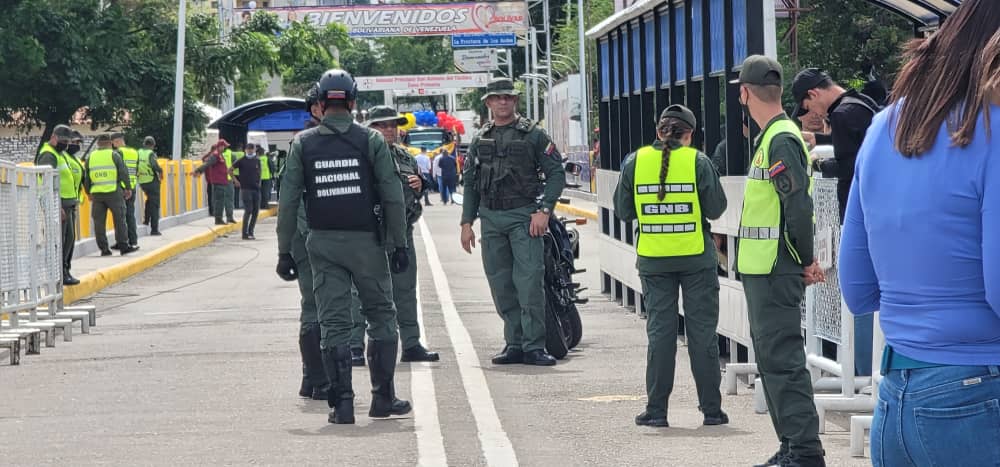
[550,0,614,129]
[786,0,911,92]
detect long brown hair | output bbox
[891,0,1000,156]
[655,117,693,201]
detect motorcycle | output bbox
[542,213,588,359]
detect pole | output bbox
[507,49,513,79]
[577,0,589,149]
[543,0,553,126]
[531,29,539,122]
[172,0,186,162]
[524,36,532,119]
[219,0,234,111]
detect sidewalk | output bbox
[64,206,276,304]
[555,192,598,220]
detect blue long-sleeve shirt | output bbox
[838,103,1000,365]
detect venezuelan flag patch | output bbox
[768,160,787,178]
[545,142,559,160]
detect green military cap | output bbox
[71,130,84,141]
[658,104,697,129]
[365,105,407,127]
[110,132,125,140]
[52,124,74,142]
[730,55,783,86]
[143,136,156,147]
[96,133,113,143]
[481,78,520,101]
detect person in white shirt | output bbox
[415,152,433,206]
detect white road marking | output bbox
[412,289,447,466]
[418,218,519,467]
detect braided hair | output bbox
[655,117,694,201]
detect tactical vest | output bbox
[39,143,83,200]
[137,148,156,184]
[633,145,704,257]
[260,154,272,180]
[300,123,379,232]
[88,149,119,194]
[737,119,814,275]
[391,144,422,225]
[475,118,542,210]
[119,146,140,188]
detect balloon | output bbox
[437,111,447,120]
[456,122,466,135]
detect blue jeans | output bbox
[439,177,451,203]
[872,364,1000,466]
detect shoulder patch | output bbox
[768,160,787,178]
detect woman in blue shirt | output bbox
[837,2,1000,465]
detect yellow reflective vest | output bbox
[119,146,140,188]
[39,143,83,200]
[736,119,814,275]
[137,148,157,184]
[87,149,120,194]
[633,145,704,257]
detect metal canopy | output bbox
[865,0,960,26]
[586,0,961,39]
[207,97,306,130]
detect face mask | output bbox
[739,91,761,142]
[55,142,68,152]
[67,144,80,155]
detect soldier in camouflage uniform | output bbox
[460,78,567,366]
[352,105,440,363]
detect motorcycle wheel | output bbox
[545,296,570,360]
[562,305,583,349]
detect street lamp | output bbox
[172,0,186,161]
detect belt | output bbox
[485,198,534,211]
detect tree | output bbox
[784,0,911,100]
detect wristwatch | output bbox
[537,206,551,215]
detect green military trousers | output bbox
[480,205,546,352]
[291,230,318,333]
[307,229,398,349]
[641,267,723,418]
[62,204,77,274]
[350,226,421,350]
[743,274,823,457]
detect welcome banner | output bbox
[236,2,529,37]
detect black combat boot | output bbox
[366,338,412,418]
[321,345,355,424]
[299,326,329,400]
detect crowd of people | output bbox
[36,129,163,285]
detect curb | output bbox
[555,202,598,221]
[63,207,278,304]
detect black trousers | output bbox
[241,188,260,236]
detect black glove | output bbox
[390,247,409,274]
[276,253,298,281]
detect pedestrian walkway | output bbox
[0,207,872,466]
[65,207,276,304]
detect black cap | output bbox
[791,68,832,117]
[52,124,74,142]
[730,55,783,86]
[658,104,697,130]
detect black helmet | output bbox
[318,69,357,102]
[304,82,320,112]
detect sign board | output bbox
[356,74,490,91]
[235,2,528,37]
[815,226,833,270]
[451,33,518,48]
[454,49,498,73]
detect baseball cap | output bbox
[730,55,783,86]
[791,68,832,117]
[658,104,697,130]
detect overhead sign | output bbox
[356,74,490,91]
[235,2,528,37]
[451,33,518,48]
[454,49,498,73]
